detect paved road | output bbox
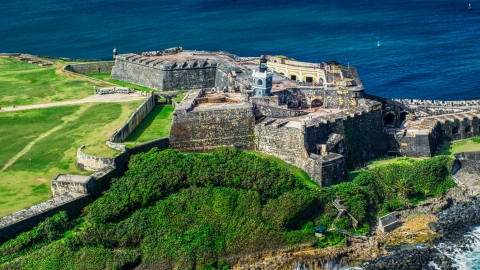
[0,93,147,113]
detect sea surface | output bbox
[1,0,480,100]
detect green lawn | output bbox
[0,58,112,107]
[85,73,154,92]
[246,151,319,189]
[123,92,188,147]
[438,138,480,155]
[123,105,174,146]
[0,100,143,217]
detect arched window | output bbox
[257,79,263,85]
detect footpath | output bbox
[0,93,146,113]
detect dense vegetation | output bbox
[0,149,455,269]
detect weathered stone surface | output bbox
[64,61,114,74]
[51,174,95,197]
[110,95,155,142]
[76,145,115,172]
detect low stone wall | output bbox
[0,193,90,245]
[64,61,114,75]
[256,104,308,118]
[76,145,115,172]
[110,95,155,142]
[106,141,127,152]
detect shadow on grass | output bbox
[126,105,165,142]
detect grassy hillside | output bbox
[0,100,143,217]
[0,149,456,269]
[0,58,111,107]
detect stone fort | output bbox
[111,47,480,186]
[2,47,480,244]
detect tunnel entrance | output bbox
[311,99,323,107]
[384,113,396,127]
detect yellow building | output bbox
[266,56,329,84]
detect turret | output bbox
[259,55,267,73]
[252,55,273,97]
[113,48,118,59]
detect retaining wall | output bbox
[64,61,114,74]
[110,95,155,142]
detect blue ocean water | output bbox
[0,0,479,100]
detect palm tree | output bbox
[394,177,414,199]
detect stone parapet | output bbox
[76,145,115,172]
[0,193,90,245]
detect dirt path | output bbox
[1,105,93,171]
[0,93,147,113]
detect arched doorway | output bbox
[400,111,408,123]
[290,75,297,80]
[311,99,323,107]
[384,113,396,127]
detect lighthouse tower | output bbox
[252,55,273,97]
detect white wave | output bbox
[436,226,480,270]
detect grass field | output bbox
[123,92,187,146]
[123,105,174,146]
[246,151,319,189]
[86,73,154,92]
[0,100,143,217]
[0,58,112,107]
[438,138,480,155]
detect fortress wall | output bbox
[0,193,91,245]
[302,109,387,169]
[109,95,155,142]
[64,61,114,75]
[304,154,349,186]
[340,109,387,168]
[162,67,217,90]
[438,114,480,141]
[215,67,230,89]
[111,58,217,90]
[111,59,165,90]
[169,106,255,151]
[254,124,309,170]
[76,145,115,172]
[396,112,480,157]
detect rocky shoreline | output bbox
[360,188,480,270]
[229,187,480,270]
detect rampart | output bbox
[110,94,156,142]
[394,111,480,157]
[64,61,114,74]
[170,102,255,151]
[111,54,217,90]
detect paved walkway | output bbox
[0,93,147,113]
